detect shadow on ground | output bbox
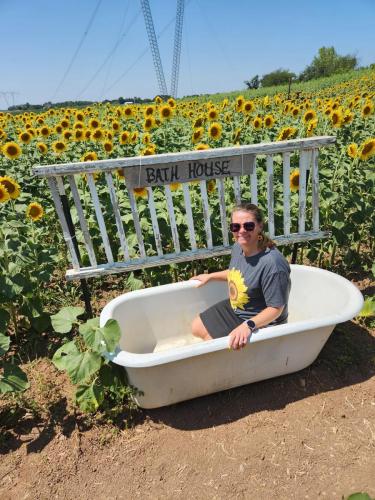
[144,320,375,430]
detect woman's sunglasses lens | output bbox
[244,222,255,231]
[229,223,240,232]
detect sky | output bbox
[1,0,374,107]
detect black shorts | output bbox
[200,299,243,339]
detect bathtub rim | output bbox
[100,264,364,369]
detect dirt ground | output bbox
[1,276,374,500]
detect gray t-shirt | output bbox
[228,243,291,324]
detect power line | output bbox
[52,0,102,101]
[104,1,191,97]
[76,6,141,99]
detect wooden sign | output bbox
[124,154,255,189]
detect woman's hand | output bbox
[190,273,211,287]
[228,322,251,350]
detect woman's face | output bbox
[231,210,263,247]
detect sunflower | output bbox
[264,114,275,128]
[84,129,92,139]
[144,105,155,116]
[358,138,375,161]
[277,126,297,141]
[133,187,148,199]
[112,121,120,132]
[75,112,84,121]
[291,107,299,117]
[0,185,10,203]
[155,96,163,104]
[55,125,63,134]
[193,117,204,128]
[207,179,216,194]
[2,142,21,159]
[123,106,133,118]
[303,109,316,123]
[207,108,218,121]
[252,117,262,129]
[52,141,67,154]
[232,128,241,143]
[141,145,156,156]
[342,110,354,125]
[243,101,254,115]
[195,143,210,150]
[143,117,156,131]
[227,268,248,310]
[74,129,84,141]
[89,118,100,129]
[92,128,104,141]
[81,151,98,162]
[130,131,139,144]
[120,131,130,144]
[115,168,125,180]
[167,98,176,108]
[290,170,299,192]
[347,143,358,159]
[192,127,204,144]
[40,126,50,137]
[235,95,244,112]
[170,182,182,191]
[306,119,318,137]
[0,176,21,200]
[361,101,374,118]
[26,202,44,221]
[60,119,70,128]
[18,131,32,144]
[63,129,73,140]
[208,122,222,141]
[140,132,151,145]
[37,142,48,154]
[103,141,113,153]
[74,121,84,129]
[160,105,173,120]
[330,110,343,128]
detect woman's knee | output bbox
[191,315,212,340]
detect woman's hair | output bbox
[232,202,276,250]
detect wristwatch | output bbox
[245,319,256,333]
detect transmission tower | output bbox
[170,0,184,98]
[140,0,168,95]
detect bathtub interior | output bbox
[105,266,354,355]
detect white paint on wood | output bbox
[47,177,80,270]
[311,149,320,231]
[233,176,241,205]
[33,136,336,177]
[146,187,163,257]
[182,183,197,250]
[104,172,130,261]
[200,180,213,248]
[216,178,229,246]
[282,152,291,236]
[86,173,114,264]
[266,155,275,238]
[298,150,308,233]
[65,230,331,280]
[164,185,181,253]
[67,175,97,267]
[127,189,146,258]
[250,162,258,205]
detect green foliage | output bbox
[260,68,296,87]
[0,333,29,394]
[51,306,138,413]
[357,297,375,318]
[51,306,85,333]
[299,46,357,81]
[345,493,374,500]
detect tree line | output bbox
[244,46,370,89]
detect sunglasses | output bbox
[229,221,256,232]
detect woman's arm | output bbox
[228,305,284,350]
[190,270,228,287]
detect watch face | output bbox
[247,319,256,330]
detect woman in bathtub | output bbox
[190,202,291,351]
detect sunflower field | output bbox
[0,69,374,405]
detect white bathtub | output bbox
[100,265,363,409]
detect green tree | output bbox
[260,69,296,87]
[244,75,260,89]
[299,46,357,81]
